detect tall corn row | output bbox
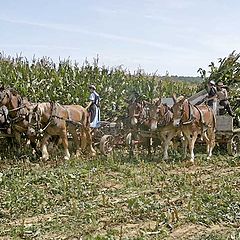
[0,52,199,119]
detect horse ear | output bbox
[156,98,161,106]
[178,96,185,103]
[10,89,18,95]
[30,103,38,112]
[172,94,177,104]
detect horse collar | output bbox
[181,101,195,125]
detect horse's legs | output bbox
[188,133,198,163]
[68,125,81,156]
[29,136,41,157]
[85,127,96,156]
[162,132,174,160]
[41,134,51,160]
[146,137,152,156]
[12,130,22,156]
[204,128,215,159]
[60,132,70,160]
[80,128,87,150]
[182,136,188,159]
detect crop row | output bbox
[0,53,198,119]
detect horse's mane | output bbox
[176,95,185,102]
[8,88,20,96]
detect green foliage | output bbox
[198,51,240,113]
[0,52,198,119]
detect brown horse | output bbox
[149,98,181,160]
[64,104,96,156]
[172,96,216,163]
[128,100,150,127]
[127,99,149,146]
[28,102,70,160]
[127,98,163,154]
[0,87,37,151]
[28,102,96,160]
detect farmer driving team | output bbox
[206,80,235,117]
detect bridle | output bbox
[0,106,10,129]
[28,102,56,135]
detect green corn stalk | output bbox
[0,52,199,119]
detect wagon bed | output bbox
[215,115,240,156]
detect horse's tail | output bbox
[85,109,91,128]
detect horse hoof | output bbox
[40,156,49,161]
[75,150,81,157]
[90,151,96,157]
[188,159,194,165]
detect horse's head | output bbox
[0,88,21,110]
[172,95,186,127]
[0,89,10,106]
[27,104,43,137]
[149,98,161,130]
[149,98,172,130]
[128,101,143,126]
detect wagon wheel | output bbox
[227,134,240,156]
[99,135,114,155]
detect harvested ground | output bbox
[0,152,239,239]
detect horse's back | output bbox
[64,105,89,126]
[195,104,215,125]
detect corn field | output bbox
[0,52,199,119]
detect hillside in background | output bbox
[161,75,202,83]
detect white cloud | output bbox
[0,16,193,54]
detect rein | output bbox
[8,104,27,112]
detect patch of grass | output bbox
[0,152,239,239]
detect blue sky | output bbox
[0,0,239,76]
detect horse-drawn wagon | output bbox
[189,90,240,157]
[92,118,129,155]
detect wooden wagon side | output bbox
[216,115,240,156]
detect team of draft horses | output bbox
[0,85,217,163]
[0,87,96,160]
[128,95,215,163]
